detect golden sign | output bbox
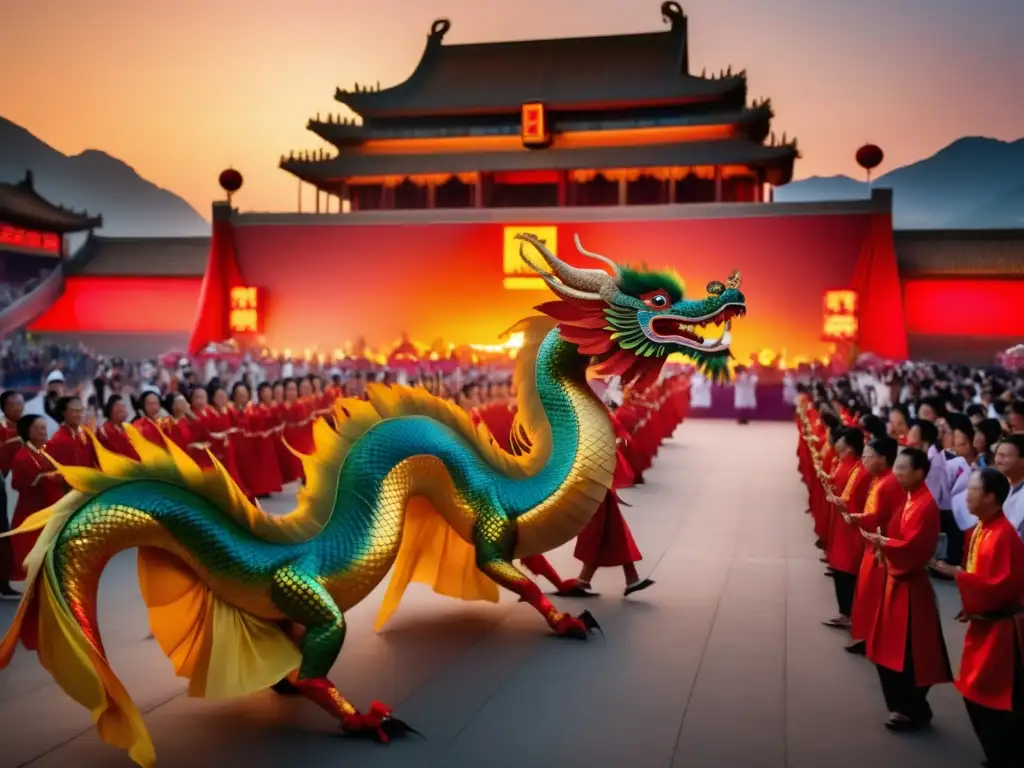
[503,226,556,290]
[520,103,550,147]
[229,286,262,334]
[822,289,858,342]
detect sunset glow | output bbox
[3,0,1022,218]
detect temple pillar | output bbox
[474,177,483,207]
[315,189,321,214]
[668,176,677,204]
[426,182,436,209]
[714,167,723,202]
[557,171,567,207]
[617,178,627,206]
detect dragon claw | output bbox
[552,609,602,639]
[341,702,423,743]
[555,579,600,598]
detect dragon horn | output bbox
[727,270,742,290]
[573,233,621,280]
[516,233,619,302]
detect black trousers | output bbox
[939,509,964,566]
[963,630,1024,767]
[875,609,948,721]
[832,569,856,617]
[0,481,11,587]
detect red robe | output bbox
[45,425,98,470]
[573,411,641,568]
[8,445,66,580]
[850,471,905,643]
[0,419,22,480]
[279,400,311,482]
[160,417,195,456]
[822,453,855,549]
[97,421,140,460]
[243,402,284,496]
[197,406,248,493]
[133,417,166,447]
[867,485,952,686]
[954,515,1024,711]
[826,460,872,574]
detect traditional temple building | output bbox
[0,171,101,337]
[281,2,798,212]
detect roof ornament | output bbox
[430,18,451,42]
[661,2,685,27]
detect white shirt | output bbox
[948,456,976,531]
[689,372,711,408]
[1004,480,1024,539]
[22,391,59,439]
[924,445,950,510]
[734,373,758,410]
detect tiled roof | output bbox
[67,235,209,277]
[894,229,1024,278]
[0,172,102,232]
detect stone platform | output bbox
[0,421,981,767]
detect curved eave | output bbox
[281,140,798,185]
[0,209,103,234]
[333,77,746,118]
[308,120,367,146]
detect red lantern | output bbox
[855,144,884,182]
[219,168,243,202]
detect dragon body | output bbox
[0,234,745,766]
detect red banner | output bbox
[0,222,61,254]
[822,289,858,342]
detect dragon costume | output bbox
[0,233,745,766]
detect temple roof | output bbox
[67,234,209,277]
[0,171,103,233]
[894,229,1024,278]
[282,138,798,186]
[336,4,745,117]
[308,104,774,147]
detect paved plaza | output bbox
[0,421,983,767]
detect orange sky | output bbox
[3,0,1022,218]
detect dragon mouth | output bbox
[647,303,746,352]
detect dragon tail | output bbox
[0,485,158,767]
[0,427,306,768]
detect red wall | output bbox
[232,213,876,364]
[903,279,1024,337]
[30,276,202,333]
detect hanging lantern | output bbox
[219,168,244,203]
[855,144,884,182]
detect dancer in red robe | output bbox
[0,390,25,598]
[202,385,249,494]
[932,468,1024,765]
[160,393,196,455]
[865,447,952,731]
[823,427,872,629]
[44,396,98,470]
[243,383,284,498]
[8,415,65,581]
[97,395,140,460]
[280,379,312,483]
[131,390,166,447]
[846,436,905,655]
[555,391,653,597]
[228,382,259,499]
[184,388,216,469]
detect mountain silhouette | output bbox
[776,136,1024,229]
[0,116,208,237]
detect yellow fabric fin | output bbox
[36,570,156,768]
[375,497,498,632]
[137,548,214,695]
[205,599,302,699]
[137,548,301,700]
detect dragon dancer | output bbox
[0,233,745,767]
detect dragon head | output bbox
[517,232,746,390]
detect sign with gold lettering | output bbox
[0,223,61,255]
[229,286,262,334]
[520,103,550,147]
[503,226,556,290]
[822,290,858,342]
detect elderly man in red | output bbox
[864,447,952,732]
[933,468,1024,766]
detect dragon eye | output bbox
[707,281,725,296]
[644,293,669,309]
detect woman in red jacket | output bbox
[244,382,284,498]
[279,378,311,484]
[97,394,140,460]
[160,392,196,456]
[132,390,166,447]
[8,415,66,580]
[45,396,98,470]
